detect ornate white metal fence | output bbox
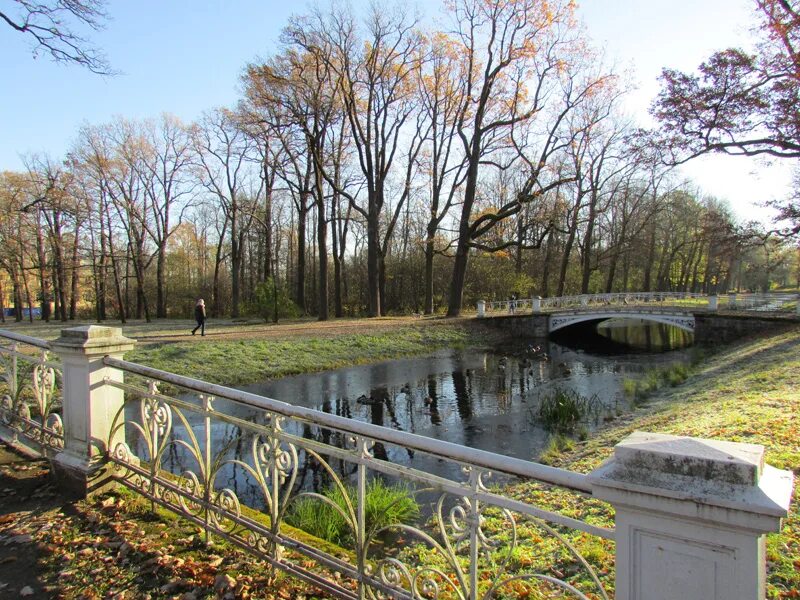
[104,357,612,600]
[0,330,63,455]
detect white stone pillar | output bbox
[589,432,793,600]
[532,296,542,314]
[51,326,136,497]
[708,294,718,312]
[580,295,589,307]
[477,300,486,318]
[728,292,737,310]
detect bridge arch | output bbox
[549,312,695,333]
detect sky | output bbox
[0,0,793,225]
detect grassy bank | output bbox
[513,327,800,598]
[128,321,495,386]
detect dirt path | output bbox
[134,315,471,344]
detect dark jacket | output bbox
[194,304,206,321]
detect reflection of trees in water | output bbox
[452,370,472,421]
[127,340,692,513]
[427,375,441,426]
[599,321,692,351]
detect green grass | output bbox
[623,362,693,404]
[507,327,800,598]
[539,433,577,465]
[126,323,483,386]
[533,388,602,432]
[285,479,420,546]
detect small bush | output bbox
[250,279,301,323]
[285,479,419,545]
[666,364,689,386]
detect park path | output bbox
[134,315,471,344]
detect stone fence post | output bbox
[708,294,718,312]
[589,432,793,600]
[532,296,542,313]
[728,292,738,310]
[51,326,136,497]
[477,300,486,318]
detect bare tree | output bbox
[1,0,113,74]
[287,4,424,317]
[193,108,258,318]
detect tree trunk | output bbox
[367,196,381,317]
[109,243,126,323]
[331,196,343,318]
[296,200,308,312]
[580,196,597,294]
[541,231,553,297]
[424,230,435,314]
[316,175,329,322]
[22,269,34,324]
[211,235,225,318]
[69,219,81,319]
[12,274,22,321]
[642,224,657,291]
[34,221,51,322]
[447,147,481,317]
[156,246,167,318]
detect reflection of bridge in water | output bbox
[477,292,800,342]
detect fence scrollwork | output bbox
[0,338,63,454]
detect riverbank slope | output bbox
[533,326,800,598]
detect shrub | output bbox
[250,278,301,322]
[622,378,637,399]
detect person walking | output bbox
[192,298,206,336]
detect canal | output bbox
[132,320,695,507]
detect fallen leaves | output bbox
[0,477,334,599]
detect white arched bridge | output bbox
[548,310,697,333]
[476,291,800,341]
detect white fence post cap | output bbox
[589,431,793,527]
[51,325,135,355]
[589,431,794,600]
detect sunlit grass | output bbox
[128,323,484,386]
[511,327,800,598]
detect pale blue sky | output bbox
[0,0,789,223]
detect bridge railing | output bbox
[0,325,792,600]
[717,292,798,313]
[482,292,800,316]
